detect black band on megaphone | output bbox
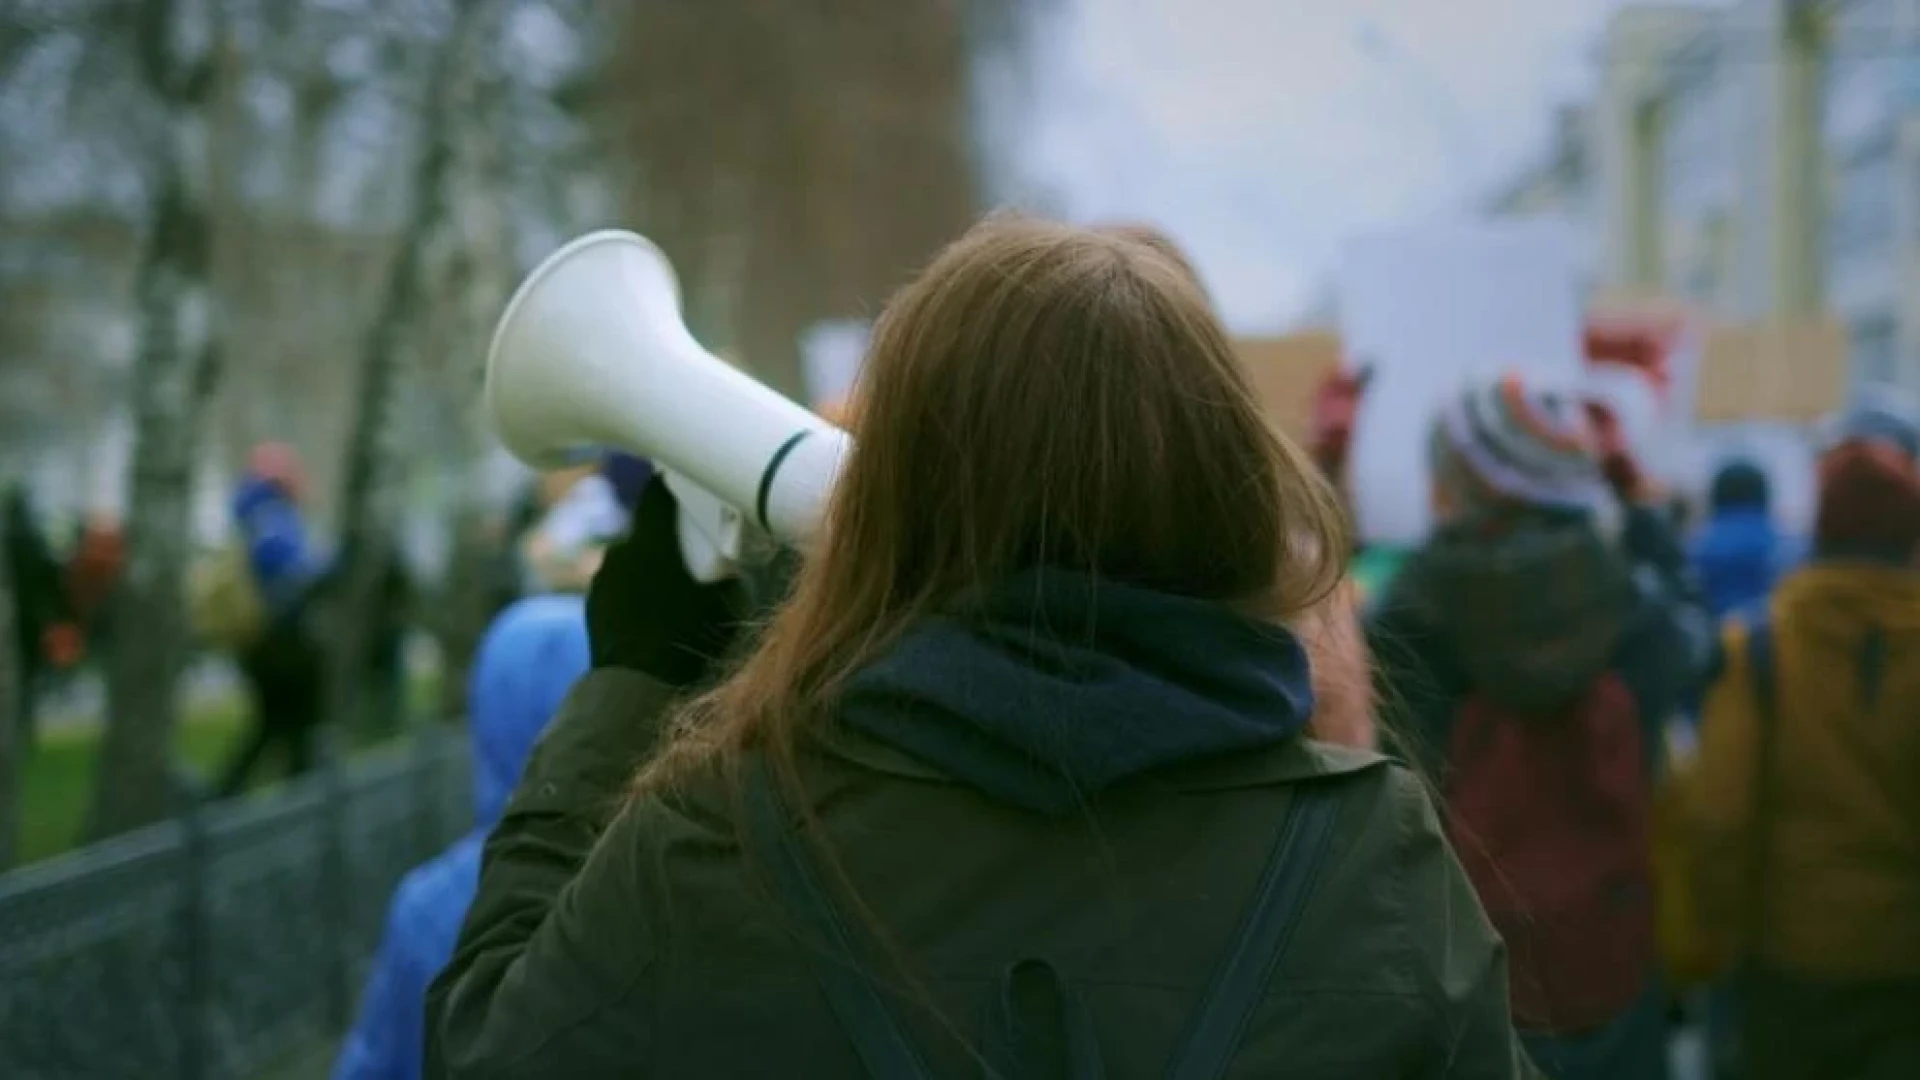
[757,430,814,533]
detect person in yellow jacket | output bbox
[1683,397,1920,1080]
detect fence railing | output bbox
[0,729,472,1080]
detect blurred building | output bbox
[1822,0,1920,386]
[1652,21,1772,316]
[1486,106,1593,219]
[1482,104,1601,287]
[1512,0,1920,391]
[1594,5,1717,293]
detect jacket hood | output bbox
[1775,562,1920,638]
[1392,513,1636,712]
[232,476,314,595]
[1692,508,1786,618]
[837,567,1315,815]
[468,596,592,826]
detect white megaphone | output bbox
[485,230,852,582]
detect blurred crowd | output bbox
[5,484,123,744]
[1332,373,1919,1080]
[22,218,1912,1079]
[1,437,638,794]
[332,219,1916,1080]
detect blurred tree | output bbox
[205,2,407,533]
[0,517,17,871]
[597,0,1045,402]
[1,0,1054,801]
[206,0,344,475]
[1,2,152,508]
[412,0,524,719]
[324,0,501,736]
[88,0,232,839]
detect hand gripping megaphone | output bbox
[485,230,852,581]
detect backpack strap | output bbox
[1738,616,1780,964]
[747,756,1344,1080]
[1164,781,1343,1080]
[744,755,937,1080]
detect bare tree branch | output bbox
[323,0,501,736]
[87,0,228,839]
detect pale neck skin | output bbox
[1294,578,1377,751]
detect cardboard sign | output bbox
[1235,332,1344,440]
[1337,220,1585,544]
[1695,318,1848,423]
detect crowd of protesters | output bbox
[3,441,417,796]
[316,217,1914,1079]
[3,482,119,750]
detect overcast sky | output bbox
[1006,0,1728,332]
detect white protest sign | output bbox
[1338,220,1585,544]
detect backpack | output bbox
[187,545,266,650]
[743,755,1346,1079]
[1444,672,1656,1034]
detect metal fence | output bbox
[0,730,472,1080]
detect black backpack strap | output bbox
[1165,781,1344,1080]
[1738,616,1780,965]
[744,755,937,1080]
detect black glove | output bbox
[586,475,746,687]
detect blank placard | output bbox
[1338,220,1585,544]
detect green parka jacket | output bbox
[425,668,1535,1078]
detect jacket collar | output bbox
[817,724,1389,793]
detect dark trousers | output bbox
[10,642,41,752]
[1742,968,1920,1080]
[10,668,32,752]
[217,622,321,798]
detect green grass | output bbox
[16,670,442,867]
[18,700,249,866]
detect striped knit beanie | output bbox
[1428,374,1607,517]
[1823,387,1920,458]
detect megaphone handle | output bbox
[676,506,736,584]
[661,469,742,583]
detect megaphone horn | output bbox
[485,230,851,572]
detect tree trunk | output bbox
[0,520,19,871]
[425,16,516,722]
[325,0,494,735]
[600,0,991,398]
[87,0,226,840]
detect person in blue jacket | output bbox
[332,594,590,1080]
[233,444,321,617]
[216,444,330,796]
[1689,460,1800,621]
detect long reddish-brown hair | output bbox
[635,214,1351,800]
